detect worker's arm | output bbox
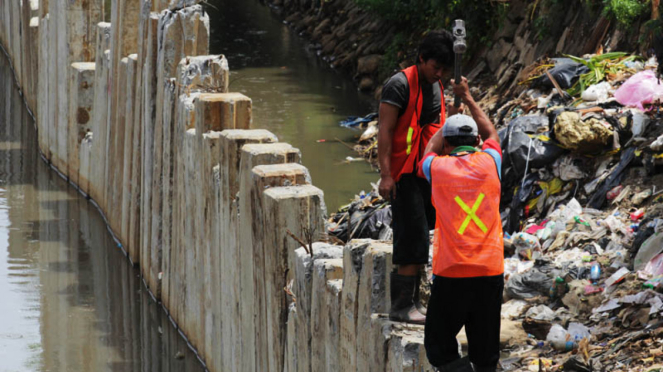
[378,102,399,201]
[452,76,499,144]
[423,128,444,155]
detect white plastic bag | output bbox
[567,322,591,342]
[581,82,612,102]
[546,324,576,351]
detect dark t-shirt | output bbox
[380,71,442,125]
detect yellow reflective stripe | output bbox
[406,127,414,155]
[454,193,488,235]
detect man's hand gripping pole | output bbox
[453,20,466,108]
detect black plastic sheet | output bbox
[536,58,590,89]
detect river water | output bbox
[0,56,204,372]
[205,0,378,211]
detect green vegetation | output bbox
[602,0,650,26]
[564,52,636,96]
[353,0,509,77]
[353,0,507,46]
[357,0,657,79]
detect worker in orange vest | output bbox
[419,77,504,372]
[377,30,462,324]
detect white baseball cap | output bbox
[442,114,478,137]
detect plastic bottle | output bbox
[546,324,577,351]
[606,185,623,200]
[631,209,645,221]
[590,263,601,284]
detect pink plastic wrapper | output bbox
[614,70,663,110]
[643,253,663,277]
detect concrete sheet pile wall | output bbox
[0,1,435,371]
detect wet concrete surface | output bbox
[206,0,379,211]
[0,54,205,372]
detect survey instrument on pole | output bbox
[453,19,466,108]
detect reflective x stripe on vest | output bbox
[455,193,487,234]
[389,66,445,181]
[430,152,504,278]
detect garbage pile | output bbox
[494,53,663,371]
[326,182,393,243]
[339,113,380,166]
[329,52,663,370]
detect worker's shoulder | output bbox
[384,71,408,90]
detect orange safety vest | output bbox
[430,151,504,278]
[390,66,445,182]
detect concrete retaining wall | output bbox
[0,1,435,371]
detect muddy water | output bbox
[0,57,204,371]
[206,0,379,211]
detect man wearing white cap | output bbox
[418,77,504,372]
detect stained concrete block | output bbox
[127,9,158,265]
[67,62,95,189]
[163,92,199,325]
[107,56,129,236]
[196,93,252,132]
[37,14,49,156]
[386,324,431,372]
[261,185,325,372]
[324,279,343,371]
[120,54,138,246]
[21,3,39,114]
[285,243,343,372]
[200,130,222,366]
[108,1,141,202]
[88,22,111,206]
[357,242,393,370]
[238,142,302,372]
[53,0,102,175]
[78,132,93,197]
[157,78,178,304]
[310,259,344,372]
[149,9,212,287]
[340,240,371,371]
[176,55,229,97]
[138,12,159,271]
[217,129,278,372]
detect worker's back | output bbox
[429,150,503,278]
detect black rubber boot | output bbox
[414,272,427,316]
[438,357,475,372]
[389,272,426,325]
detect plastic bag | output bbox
[536,58,590,89]
[359,124,378,142]
[525,304,556,321]
[349,207,392,240]
[567,322,591,342]
[651,133,663,151]
[513,232,542,260]
[588,147,637,209]
[502,115,566,176]
[507,131,566,175]
[339,113,378,128]
[553,155,586,181]
[581,82,612,102]
[634,232,663,271]
[614,70,663,110]
[505,267,553,299]
[546,324,576,351]
[629,109,651,137]
[501,299,528,319]
[641,253,663,278]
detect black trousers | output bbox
[424,274,504,371]
[391,173,436,265]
